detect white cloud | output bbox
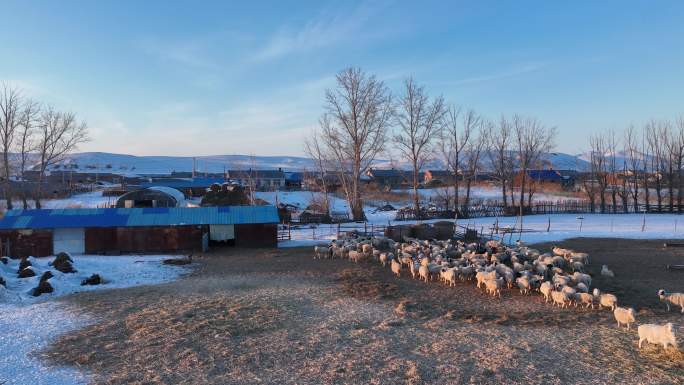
[251,3,385,62]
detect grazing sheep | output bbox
[441,268,457,287]
[638,323,678,350]
[540,281,553,302]
[657,290,684,313]
[516,276,531,295]
[361,244,372,254]
[418,265,430,282]
[484,277,504,297]
[613,306,636,329]
[551,290,570,308]
[476,271,497,289]
[601,265,615,278]
[390,259,402,277]
[574,292,595,309]
[313,245,330,259]
[379,252,392,267]
[410,262,420,280]
[576,282,589,293]
[348,250,363,263]
[593,289,618,310]
[572,272,592,288]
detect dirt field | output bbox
[44,239,684,385]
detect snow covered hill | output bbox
[46,151,593,175]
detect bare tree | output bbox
[16,99,39,209]
[676,116,684,212]
[513,115,555,214]
[589,134,608,213]
[462,122,487,215]
[0,84,23,210]
[646,120,667,212]
[606,129,620,213]
[663,122,678,212]
[624,125,641,212]
[34,107,89,208]
[304,130,331,216]
[486,115,514,210]
[393,78,445,217]
[317,67,393,221]
[439,107,477,215]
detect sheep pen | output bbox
[42,239,684,384]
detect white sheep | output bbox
[348,250,363,263]
[516,276,531,295]
[551,290,570,308]
[476,270,497,289]
[418,265,430,282]
[379,252,393,267]
[601,265,615,278]
[658,289,684,313]
[540,281,553,302]
[484,277,504,297]
[574,292,594,309]
[613,306,636,329]
[390,259,402,278]
[638,323,678,351]
[593,288,618,310]
[440,268,457,287]
[313,245,330,259]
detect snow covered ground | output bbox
[397,185,582,203]
[0,255,190,385]
[280,213,684,247]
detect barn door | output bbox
[53,228,85,255]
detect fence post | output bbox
[312,226,316,240]
[337,223,340,238]
[641,215,646,232]
[547,217,551,232]
[364,222,367,235]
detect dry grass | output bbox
[43,243,684,384]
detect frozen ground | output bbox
[0,255,190,385]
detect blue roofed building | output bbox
[0,206,279,257]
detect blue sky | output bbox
[1,0,683,156]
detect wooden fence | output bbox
[394,199,684,221]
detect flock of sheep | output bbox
[314,236,683,352]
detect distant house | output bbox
[423,170,457,185]
[226,169,286,190]
[365,168,408,189]
[515,169,576,189]
[284,172,304,190]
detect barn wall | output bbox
[0,229,53,258]
[235,223,277,248]
[115,226,205,253]
[85,228,118,254]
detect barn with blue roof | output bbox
[0,205,279,257]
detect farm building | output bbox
[116,186,187,208]
[0,206,279,257]
[140,177,227,197]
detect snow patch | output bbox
[0,255,190,385]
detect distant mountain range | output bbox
[41,151,603,175]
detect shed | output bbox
[0,206,279,257]
[116,186,187,208]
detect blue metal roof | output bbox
[527,169,563,181]
[0,206,279,230]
